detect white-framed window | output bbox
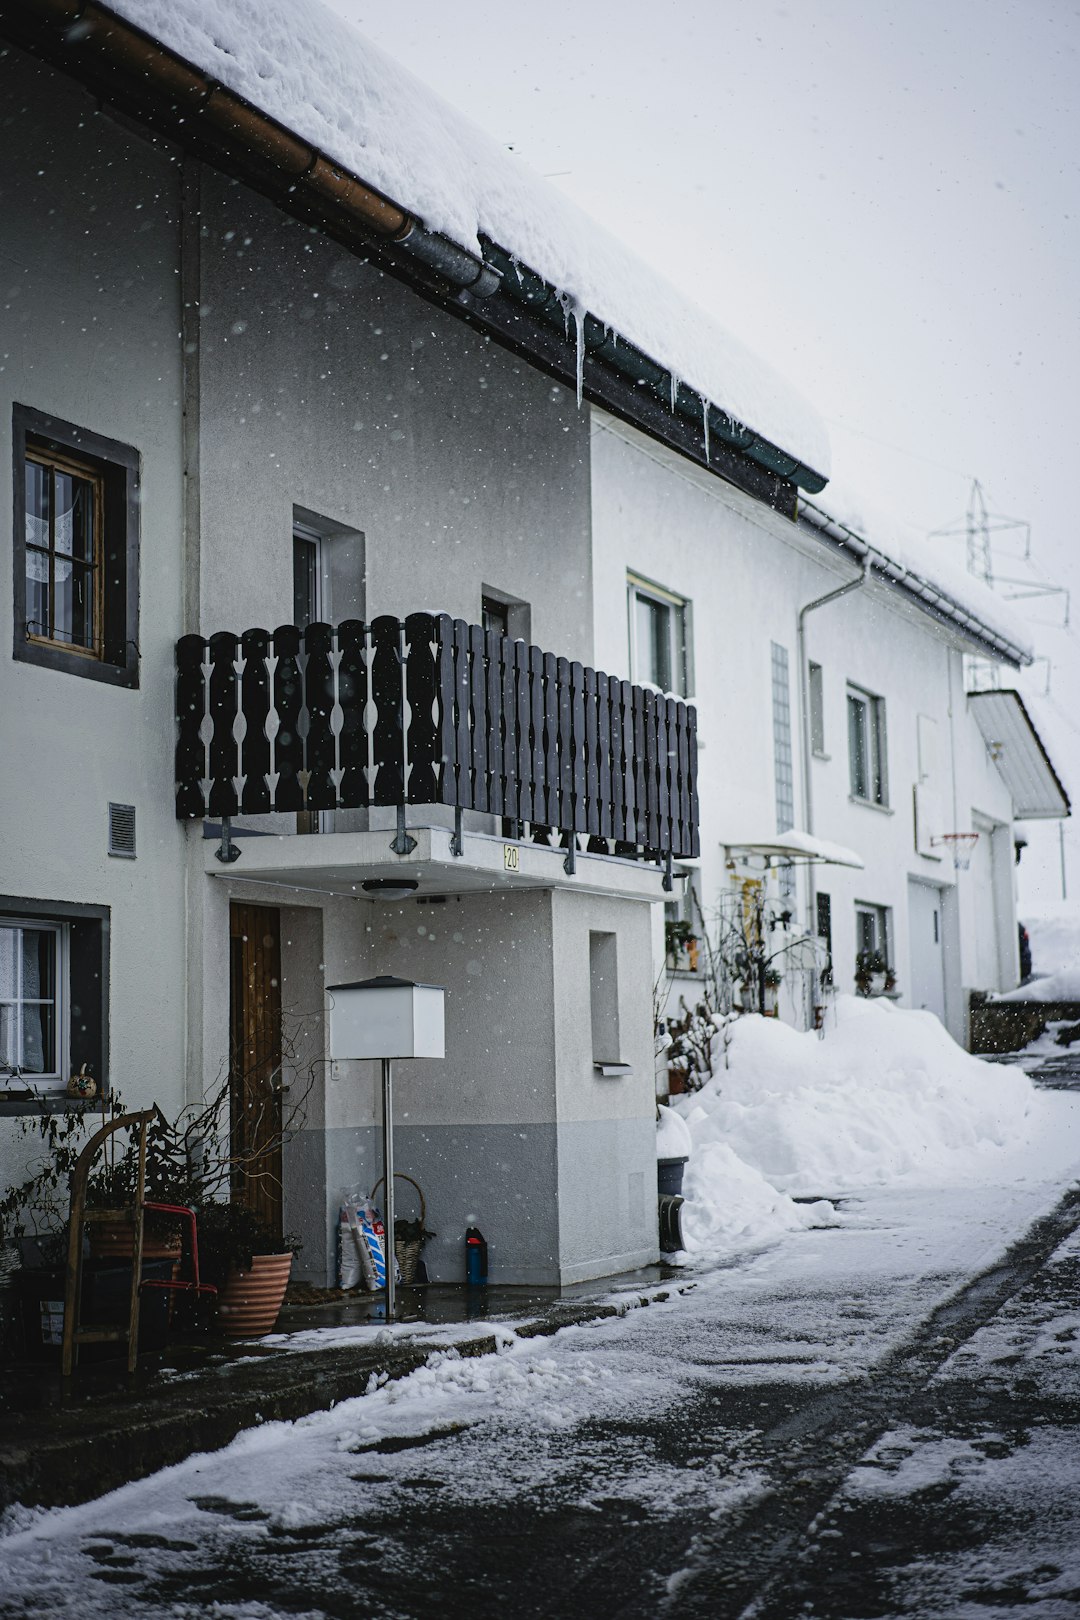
[664,877,702,975]
[0,919,67,1088]
[855,902,891,967]
[847,685,888,805]
[809,661,826,755]
[292,522,323,629]
[627,572,691,697]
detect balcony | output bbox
[175,614,699,893]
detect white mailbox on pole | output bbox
[327,975,445,1062]
[326,975,445,1320]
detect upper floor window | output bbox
[847,685,888,805]
[481,595,510,638]
[293,524,322,628]
[13,406,140,688]
[628,572,691,696]
[24,449,103,657]
[481,586,530,643]
[809,661,826,755]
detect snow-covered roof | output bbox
[101,0,829,487]
[967,690,1070,820]
[798,486,1034,667]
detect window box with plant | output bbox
[664,917,700,975]
[854,950,898,998]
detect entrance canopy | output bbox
[721,830,865,869]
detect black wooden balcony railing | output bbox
[174,614,699,867]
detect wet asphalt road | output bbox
[38,1192,1075,1620]
[26,1184,1076,1620]
[4,1061,1079,1620]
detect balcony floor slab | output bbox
[201,823,677,903]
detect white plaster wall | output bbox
[0,51,186,1187]
[590,412,1021,1044]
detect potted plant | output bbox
[195,1201,296,1339]
[664,918,700,973]
[1,1050,313,1354]
[855,950,889,997]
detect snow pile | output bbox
[680,1141,838,1253]
[674,996,1040,1254]
[656,1103,692,1160]
[1009,903,1080,1001]
[998,967,1080,1003]
[103,0,828,476]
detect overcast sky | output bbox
[326,0,1079,901]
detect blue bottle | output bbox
[465,1227,488,1286]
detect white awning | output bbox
[720,830,864,869]
[967,690,1071,821]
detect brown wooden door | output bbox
[229,903,283,1241]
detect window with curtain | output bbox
[0,921,62,1082]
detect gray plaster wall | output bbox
[197,873,659,1286]
[192,169,593,657]
[0,51,186,1183]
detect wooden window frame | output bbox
[24,444,105,661]
[12,406,140,688]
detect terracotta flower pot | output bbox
[216,1252,293,1339]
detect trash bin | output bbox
[657,1155,688,1198]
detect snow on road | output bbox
[2,1093,1078,1618]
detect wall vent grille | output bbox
[108,802,136,859]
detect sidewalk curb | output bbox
[0,1293,659,1513]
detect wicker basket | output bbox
[370,1173,434,1285]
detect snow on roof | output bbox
[103,0,829,480]
[967,690,1070,820]
[802,480,1035,662]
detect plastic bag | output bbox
[338,1190,396,1291]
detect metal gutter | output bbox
[797,498,1032,668]
[0,0,824,511]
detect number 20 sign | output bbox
[503,844,520,872]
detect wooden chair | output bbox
[61,1108,216,1376]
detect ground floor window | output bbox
[854,902,894,994]
[0,919,64,1085]
[0,900,108,1103]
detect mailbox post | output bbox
[326,974,445,1320]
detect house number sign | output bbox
[503,844,520,871]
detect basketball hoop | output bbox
[932,832,980,871]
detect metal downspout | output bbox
[797,560,871,965]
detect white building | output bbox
[0,0,1067,1287]
[591,419,1069,1054]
